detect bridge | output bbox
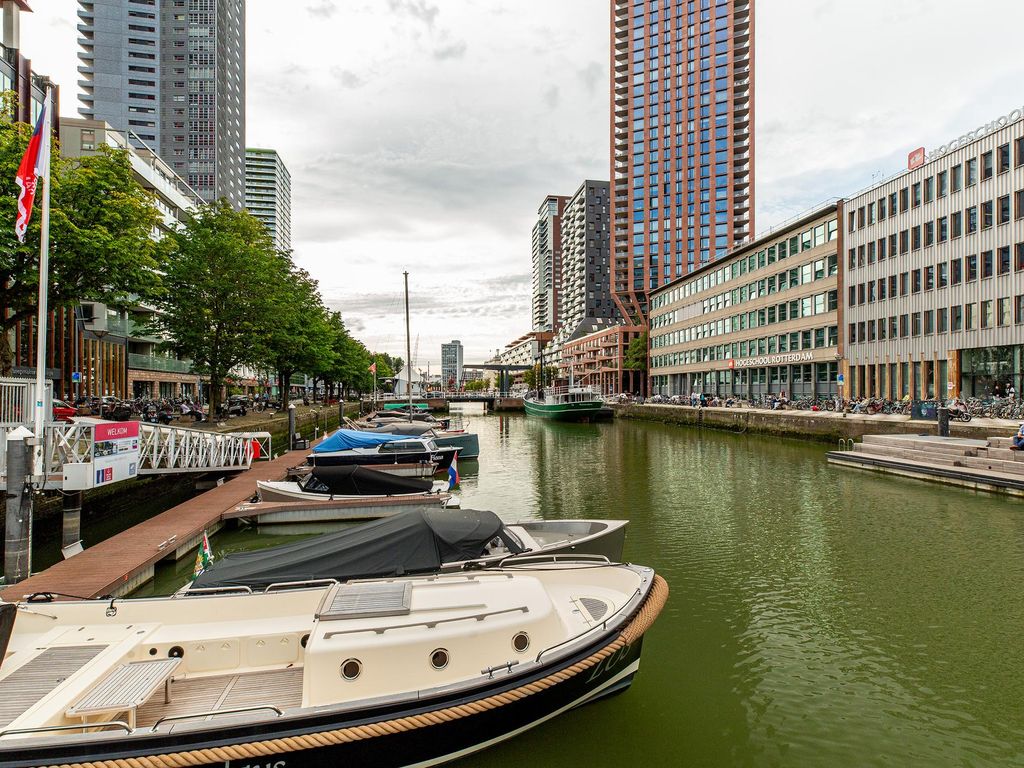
[0,419,271,490]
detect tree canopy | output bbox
[0,108,164,373]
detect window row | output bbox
[848,296,1024,343]
[652,325,840,368]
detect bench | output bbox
[66,658,181,730]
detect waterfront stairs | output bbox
[828,433,1024,496]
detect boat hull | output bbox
[523,398,604,421]
[432,432,480,459]
[311,447,458,471]
[0,607,653,768]
[228,495,453,525]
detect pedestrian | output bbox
[1009,385,1017,402]
[1011,422,1024,451]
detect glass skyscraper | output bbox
[610,0,753,323]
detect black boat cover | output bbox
[300,464,433,496]
[191,509,525,590]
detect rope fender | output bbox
[44,575,669,768]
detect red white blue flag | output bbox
[447,454,459,489]
[14,106,47,243]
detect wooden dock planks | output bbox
[0,448,310,602]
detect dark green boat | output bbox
[523,386,604,421]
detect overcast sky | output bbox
[22,0,1024,371]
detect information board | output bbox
[92,421,140,487]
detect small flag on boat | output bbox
[447,455,459,489]
[368,362,377,373]
[192,530,214,579]
[14,104,48,243]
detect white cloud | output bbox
[18,0,1024,366]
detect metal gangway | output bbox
[0,419,272,490]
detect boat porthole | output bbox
[148,647,158,656]
[300,634,309,648]
[340,658,362,680]
[168,646,184,658]
[430,648,450,670]
[512,632,530,653]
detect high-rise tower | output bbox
[77,0,246,207]
[531,194,569,333]
[610,0,753,324]
[245,148,292,252]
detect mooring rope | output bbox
[42,575,669,768]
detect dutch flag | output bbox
[447,454,459,489]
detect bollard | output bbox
[288,403,297,450]
[937,406,950,437]
[4,427,32,584]
[62,489,83,551]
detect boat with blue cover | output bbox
[308,429,458,470]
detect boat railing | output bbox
[323,605,528,639]
[0,721,132,738]
[533,586,643,665]
[537,385,603,399]
[173,586,254,597]
[264,578,339,593]
[150,705,283,732]
[497,554,612,568]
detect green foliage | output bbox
[523,365,558,389]
[464,379,486,392]
[623,332,649,371]
[0,112,164,372]
[152,200,284,417]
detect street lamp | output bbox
[92,328,108,416]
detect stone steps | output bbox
[957,455,1024,476]
[977,446,1024,462]
[852,443,962,466]
[988,436,1017,449]
[860,435,978,456]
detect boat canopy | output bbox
[312,428,417,453]
[301,464,433,495]
[191,509,524,590]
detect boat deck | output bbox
[136,667,304,729]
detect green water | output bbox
[135,416,1024,765]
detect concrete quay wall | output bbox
[612,403,1014,444]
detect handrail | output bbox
[0,721,132,738]
[264,578,339,593]
[534,587,642,664]
[173,586,253,597]
[324,605,529,639]
[150,705,283,732]
[497,554,612,568]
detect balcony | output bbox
[128,353,193,374]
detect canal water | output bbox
[141,415,1023,765]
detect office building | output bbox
[245,148,292,251]
[649,204,841,399]
[610,0,754,324]
[61,118,203,399]
[844,112,1024,399]
[441,340,464,390]
[553,180,621,349]
[77,0,246,207]
[531,194,569,332]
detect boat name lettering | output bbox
[733,352,813,368]
[237,762,286,768]
[586,644,631,683]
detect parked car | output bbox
[52,399,77,422]
[218,395,249,418]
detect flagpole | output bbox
[32,87,53,480]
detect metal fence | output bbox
[0,377,52,428]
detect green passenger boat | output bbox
[524,386,604,421]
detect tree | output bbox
[464,379,486,392]
[623,331,649,395]
[0,110,164,373]
[152,201,282,418]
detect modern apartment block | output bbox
[610,0,754,324]
[60,118,203,399]
[77,0,246,207]
[559,324,646,395]
[844,113,1024,400]
[245,148,292,252]
[649,204,841,399]
[553,180,620,349]
[531,194,569,333]
[441,340,464,390]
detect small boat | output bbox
[350,419,481,460]
[0,562,668,768]
[257,465,450,504]
[310,429,458,470]
[524,385,604,421]
[287,462,439,480]
[190,510,629,592]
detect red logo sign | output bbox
[908,147,925,170]
[728,359,735,369]
[94,421,140,442]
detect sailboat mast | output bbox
[404,271,413,422]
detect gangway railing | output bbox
[0,419,271,490]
